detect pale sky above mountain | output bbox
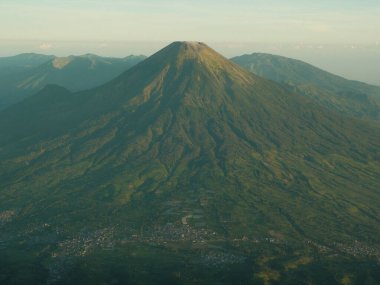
[1,0,379,43]
[0,0,379,85]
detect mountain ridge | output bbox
[231,52,380,121]
[0,53,146,109]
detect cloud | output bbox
[39,42,53,50]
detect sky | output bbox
[0,0,379,84]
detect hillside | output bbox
[231,53,380,121]
[0,42,379,284]
[0,53,146,109]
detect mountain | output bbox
[0,53,146,109]
[231,53,380,121]
[0,53,54,76]
[0,42,379,284]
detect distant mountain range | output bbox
[2,51,379,123]
[0,53,146,109]
[231,53,380,121]
[0,43,379,284]
[0,53,54,76]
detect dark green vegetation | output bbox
[1,241,379,285]
[0,42,379,284]
[0,53,146,109]
[231,53,380,121]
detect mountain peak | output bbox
[144,41,226,66]
[165,41,219,60]
[126,41,254,87]
[170,41,208,50]
[111,41,256,104]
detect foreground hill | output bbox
[0,53,146,109]
[0,42,379,284]
[231,53,380,121]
